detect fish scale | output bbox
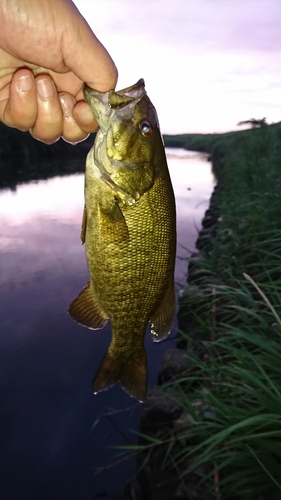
[69,79,176,401]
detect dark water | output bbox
[0,149,214,499]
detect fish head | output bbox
[84,79,163,204]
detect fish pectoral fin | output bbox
[80,205,87,245]
[150,277,175,342]
[92,346,147,402]
[99,200,129,243]
[68,282,108,330]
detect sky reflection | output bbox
[167,149,215,283]
[0,175,84,220]
[0,151,214,498]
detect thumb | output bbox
[62,6,118,93]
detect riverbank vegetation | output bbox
[135,122,281,499]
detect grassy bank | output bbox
[136,123,281,499]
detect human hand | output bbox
[0,0,118,144]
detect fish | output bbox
[68,79,176,402]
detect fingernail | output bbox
[17,75,33,92]
[36,78,55,99]
[59,94,75,117]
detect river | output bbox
[0,149,214,499]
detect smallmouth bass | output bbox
[69,79,176,402]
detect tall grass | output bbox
[168,280,281,499]
[134,123,281,499]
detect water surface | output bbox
[0,149,214,499]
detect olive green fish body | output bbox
[69,80,176,401]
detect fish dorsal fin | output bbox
[150,276,175,342]
[68,282,108,330]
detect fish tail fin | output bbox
[92,347,147,402]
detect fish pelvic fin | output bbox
[68,282,108,330]
[92,346,147,402]
[150,276,176,343]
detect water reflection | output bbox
[0,150,214,499]
[167,149,215,284]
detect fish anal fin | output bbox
[92,346,147,402]
[150,277,175,343]
[68,282,108,330]
[80,205,87,245]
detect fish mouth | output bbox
[84,79,146,106]
[111,78,146,100]
[84,79,147,141]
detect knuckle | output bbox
[62,114,89,143]
[4,112,35,131]
[3,100,37,130]
[62,128,89,144]
[30,129,61,145]
[30,120,62,143]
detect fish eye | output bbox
[139,120,153,136]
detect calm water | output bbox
[0,149,214,499]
